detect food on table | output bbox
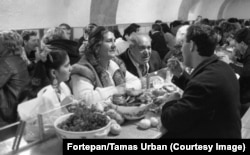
[112,90,154,107]
[126,88,143,97]
[105,109,125,125]
[163,84,177,93]
[58,104,109,132]
[150,76,165,89]
[151,88,167,97]
[150,117,159,127]
[110,123,122,135]
[112,94,127,105]
[138,118,151,129]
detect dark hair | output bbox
[155,20,162,24]
[234,28,250,45]
[245,20,250,27]
[186,24,217,56]
[161,23,171,33]
[123,24,140,41]
[89,23,98,27]
[59,23,71,30]
[19,48,68,102]
[219,21,237,34]
[130,23,140,29]
[44,48,68,79]
[228,18,239,23]
[170,20,182,29]
[109,26,122,39]
[21,30,37,41]
[200,18,210,26]
[152,23,162,31]
[214,26,223,36]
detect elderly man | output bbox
[160,24,241,138]
[119,33,162,78]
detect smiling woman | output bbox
[70,26,141,106]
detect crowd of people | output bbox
[0,16,250,138]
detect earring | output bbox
[52,78,58,88]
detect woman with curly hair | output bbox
[0,30,29,126]
[71,26,141,105]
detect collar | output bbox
[190,55,219,78]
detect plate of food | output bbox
[111,89,154,120]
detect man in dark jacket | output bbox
[234,28,250,114]
[150,24,169,59]
[161,24,241,138]
[119,33,162,78]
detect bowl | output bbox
[114,102,153,120]
[54,113,112,139]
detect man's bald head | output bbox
[129,33,151,48]
[129,33,152,65]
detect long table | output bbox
[1,112,163,155]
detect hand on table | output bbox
[155,92,181,107]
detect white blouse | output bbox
[71,60,142,105]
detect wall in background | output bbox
[222,0,250,19]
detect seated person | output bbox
[116,23,140,55]
[150,24,169,59]
[21,30,40,75]
[161,24,241,138]
[18,47,73,142]
[234,28,250,116]
[119,33,162,78]
[0,30,29,127]
[42,27,80,65]
[70,26,141,105]
[20,47,72,108]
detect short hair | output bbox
[42,27,67,44]
[129,33,151,47]
[0,30,23,56]
[123,24,140,40]
[228,18,239,23]
[234,28,250,45]
[152,23,162,31]
[155,20,162,24]
[21,30,37,41]
[59,23,71,30]
[161,23,171,33]
[89,23,98,27]
[186,24,217,56]
[129,23,140,29]
[219,21,237,34]
[170,20,182,28]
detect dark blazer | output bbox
[150,31,169,59]
[161,55,241,138]
[239,47,250,104]
[119,49,162,77]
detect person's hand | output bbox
[167,57,184,78]
[155,92,181,107]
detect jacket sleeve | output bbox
[171,71,190,90]
[161,80,215,133]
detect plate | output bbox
[122,114,145,120]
